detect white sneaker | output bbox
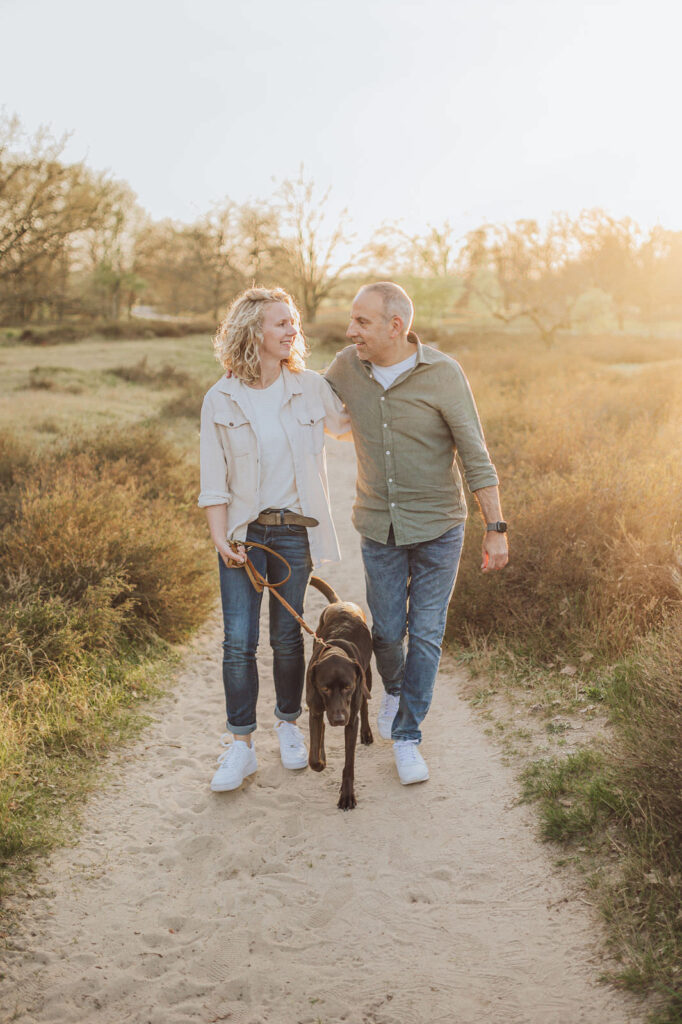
[210,735,257,792]
[377,692,400,740]
[275,720,308,770]
[393,740,429,785]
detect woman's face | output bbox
[259,301,297,364]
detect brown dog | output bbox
[306,577,373,810]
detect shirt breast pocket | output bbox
[214,410,253,458]
[295,400,326,455]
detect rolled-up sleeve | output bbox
[441,363,499,493]
[198,394,232,507]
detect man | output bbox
[325,282,508,786]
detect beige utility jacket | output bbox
[199,367,351,567]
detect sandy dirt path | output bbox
[1,439,642,1024]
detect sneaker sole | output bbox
[280,755,308,770]
[210,763,257,792]
[398,770,429,785]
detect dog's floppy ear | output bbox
[356,664,371,700]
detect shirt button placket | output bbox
[384,397,396,526]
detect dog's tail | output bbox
[309,575,341,604]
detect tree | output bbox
[460,216,586,345]
[635,227,682,325]
[74,177,146,319]
[403,221,464,321]
[186,201,247,320]
[0,114,104,322]
[575,210,640,329]
[236,201,281,285]
[276,170,355,322]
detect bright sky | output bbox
[2,0,681,243]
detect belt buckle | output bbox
[278,510,285,525]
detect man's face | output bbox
[346,290,395,364]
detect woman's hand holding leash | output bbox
[217,539,247,568]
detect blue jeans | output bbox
[361,524,465,743]
[218,521,312,734]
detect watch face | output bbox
[487,521,507,532]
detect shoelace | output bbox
[216,741,251,765]
[277,723,305,750]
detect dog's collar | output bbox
[316,637,362,663]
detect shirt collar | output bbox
[215,364,303,398]
[359,331,432,374]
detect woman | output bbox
[199,287,350,793]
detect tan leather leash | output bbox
[226,542,369,693]
[225,541,333,649]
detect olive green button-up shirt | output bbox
[325,335,499,545]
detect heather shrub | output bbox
[305,320,349,349]
[443,335,682,1013]
[447,356,682,661]
[0,425,214,864]
[17,320,214,345]
[110,356,191,387]
[62,422,197,505]
[0,453,211,643]
[159,375,207,421]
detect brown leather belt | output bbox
[256,508,319,528]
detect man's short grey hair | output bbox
[358,282,414,333]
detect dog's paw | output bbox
[337,788,357,811]
[361,726,374,745]
[309,757,326,772]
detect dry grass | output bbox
[441,328,682,1018]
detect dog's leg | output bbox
[360,663,373,746]
[308,712,326,772]
[338,715,359,810]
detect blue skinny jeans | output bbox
[218,521,312,734]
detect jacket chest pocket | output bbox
[295,399,326,455]
[213,410,253,458]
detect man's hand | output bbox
[481,531,508,572]
[471,484,509,572]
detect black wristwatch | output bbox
[486,521,508,533]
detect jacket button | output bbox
[228,422,234,426]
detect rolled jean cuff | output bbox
[227,720,257,735]
[274,705,301,723]
[392,730,421,744]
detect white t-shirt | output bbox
[370,353,417,390]
[242,373,301,512]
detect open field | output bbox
[0,333,218,453]
[1,323,681,1020]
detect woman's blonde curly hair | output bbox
[213,287,308,384]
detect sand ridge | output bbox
[0,439,643,1024]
